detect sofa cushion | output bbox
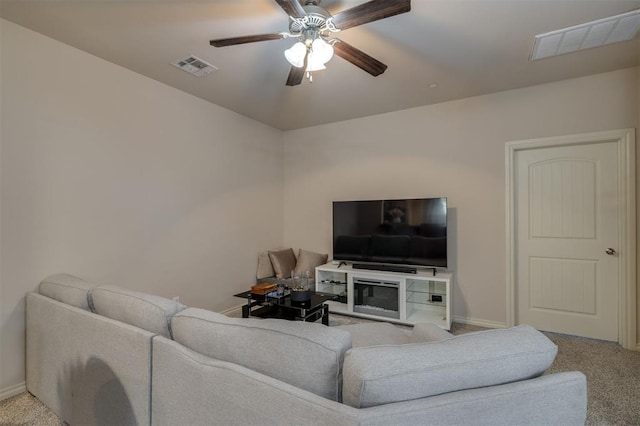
[294,249,328,275]
[39,273,96,311]
[337,322,411,347]
[337,323,453,348]
[409,322,455,343]
[89,285,186,338]
[268,248,297,279]
[171,308,352,401]
[342,324,557,408]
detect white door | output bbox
[515,141,619,341]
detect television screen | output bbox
[333,198,447,268]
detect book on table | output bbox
[250,282,277,295]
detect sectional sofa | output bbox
[26,273,587,425]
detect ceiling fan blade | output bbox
[286,50,308,86]
[331,0,411,31]
[286,66,305,86]
[274,0,307,19]
[332,40,387,76]
[210,33,285,47]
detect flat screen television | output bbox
[333,197,447,269]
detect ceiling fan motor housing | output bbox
[289,3,333,35]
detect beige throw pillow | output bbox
[268,248,297,279]
[295,249,328,275]
[256,251,276,279]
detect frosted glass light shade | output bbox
[284,38,334,71]
[284,42,306,68]
[305,38,333,71]
[311,38,333,64]
[305,60,326,72]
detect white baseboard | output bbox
[219,304,243,316]
[452,315,507,329]
[0,381,26,401]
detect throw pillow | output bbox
[256,250,277,279]
[268,248,297,279]
[294,249,328,275]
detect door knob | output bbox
[605,248,617,255]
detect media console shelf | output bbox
[315,262,452,329]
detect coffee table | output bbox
[233,290,336,325]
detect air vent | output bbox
[171,55,218,77]
[531,9,640,60]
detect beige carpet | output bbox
[0,392,64,426]
[3,315,639,425]
[544,331,640,425]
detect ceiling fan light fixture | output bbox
[285,36,334,71]
[311,37,334,64]
[284,41,307,67]
[305,58,327,72]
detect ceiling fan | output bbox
[209,0,411,86]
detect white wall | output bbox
[283,67,639,328]
[0,20,283,393]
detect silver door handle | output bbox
[606,248,617,255]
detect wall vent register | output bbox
[531,9,640,60]
[171,55,218,77]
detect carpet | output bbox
[3,314,639,425]
[0,392,64,426]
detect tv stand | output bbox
[352,263,417,274]
[315,262,452,329]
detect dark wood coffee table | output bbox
[233,290,336,325]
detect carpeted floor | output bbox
[544,331,640,425]
[2,315,639,425]
[0,392,64,426]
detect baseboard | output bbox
[219,304,243,316]
[452,315,507,329]
[0,381,26,401]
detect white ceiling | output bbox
[1,0,639,130]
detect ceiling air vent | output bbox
[531,9,640,60]
[171,55,218,77]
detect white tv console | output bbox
[315,262,452,330]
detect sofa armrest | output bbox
[409,323,454,343]
[27,292,154,425]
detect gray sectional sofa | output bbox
[26,273,588,425]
